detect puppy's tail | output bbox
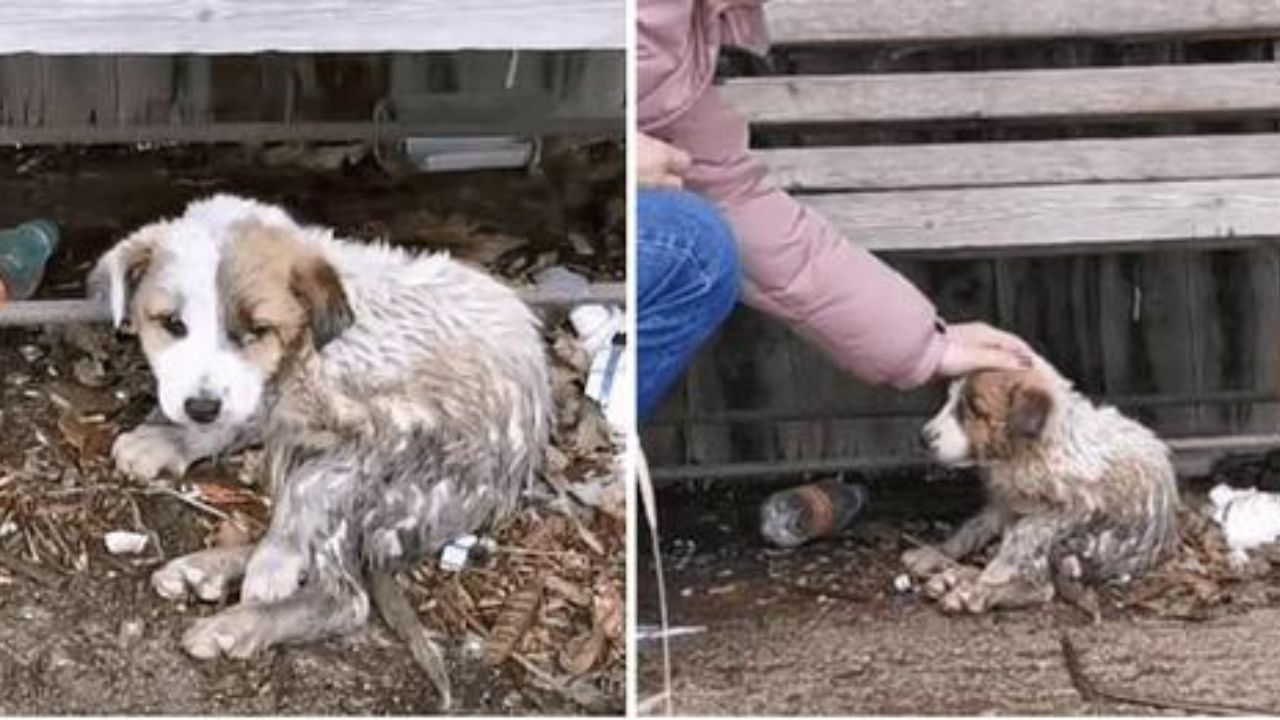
[369,571,453,710]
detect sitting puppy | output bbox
[904,355,1178,614]
[91,195,549,706]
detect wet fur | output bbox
[93,196,549,706]
[908,357,1178,614]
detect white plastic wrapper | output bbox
[1208,483,1280,566]
[104,530,149,556]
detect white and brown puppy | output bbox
[91,195,549,705]
[904,355,1178,614]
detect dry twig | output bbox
[1059,634,1278,716]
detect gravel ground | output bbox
[638,472,1280,715]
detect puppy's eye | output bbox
[155,313,187,338]
[232,323,272,347]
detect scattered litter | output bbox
[103,530,149,556]
[635,624,707,642]
[1208,483,1280,566]
[893,573,915,594]
[439,535,495,572]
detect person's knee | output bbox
[638,189,740,310]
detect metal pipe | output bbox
[646,388,1280,426]
[0,119,619,147]
[647,433,1280,485]
[0,282,625,328]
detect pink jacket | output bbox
[638,0,948,389]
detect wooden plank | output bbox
[0,1,624,53]
[760,134,1280,192]
[722,63,1280,126]
[766,0,1280,46]
[798,177,1280,255]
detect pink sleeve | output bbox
[653,86,949,389]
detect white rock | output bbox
[893,573,915,594]
[104,530,149,556]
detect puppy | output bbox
[904,356,1178,614]
[91,195,550,706]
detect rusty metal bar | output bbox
[0,282,625,327]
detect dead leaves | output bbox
[486,574,546,664]
[1115,503,1280,621]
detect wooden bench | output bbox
[722,0,1280,256]
[650,0,1280,481]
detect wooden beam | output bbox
[723,63,1280,126]
[0,116,621,146]
[766,0,1280,46]
[0,0,624,54]
[760,134,1280,192]
[798,177,1280,255]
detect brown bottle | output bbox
[760,480,869,548]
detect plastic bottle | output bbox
[760,479,869,548]
[0,220,60,303]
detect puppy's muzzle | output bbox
[184,396,222,424]
[920,426,940,452]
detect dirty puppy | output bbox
[906,354,1178,614]
[91,195,550,707]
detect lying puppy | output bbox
[904,355,1178,614]
[91,195,549,706]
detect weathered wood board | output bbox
[0,1,624,53]
[766,0,1280,46]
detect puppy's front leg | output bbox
[942,514,1064,613]
[903,506,1006,578]
[113,408,259,481]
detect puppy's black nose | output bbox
[184,396,222,424]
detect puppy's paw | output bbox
[151,547,252,602]
[183,605,272,660]
[923,564,981,600]
[241,544,308,603]
[902,545,954,579]
[113,424,190,481]
[940,579,993,614]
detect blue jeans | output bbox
[637,189,741,421]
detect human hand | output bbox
[934,322,1034,379]
[637,132,692,188]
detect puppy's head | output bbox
[89,200,351,429]
[921,369,1056,466]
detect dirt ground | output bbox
[0,144,625,715]
[637,472,1280,715]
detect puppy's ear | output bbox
[1008,382,1052,440]
[290,255,353,350]
[88,227,160,332]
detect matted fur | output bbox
[91,195,550,681]
[908,355,1178,613]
